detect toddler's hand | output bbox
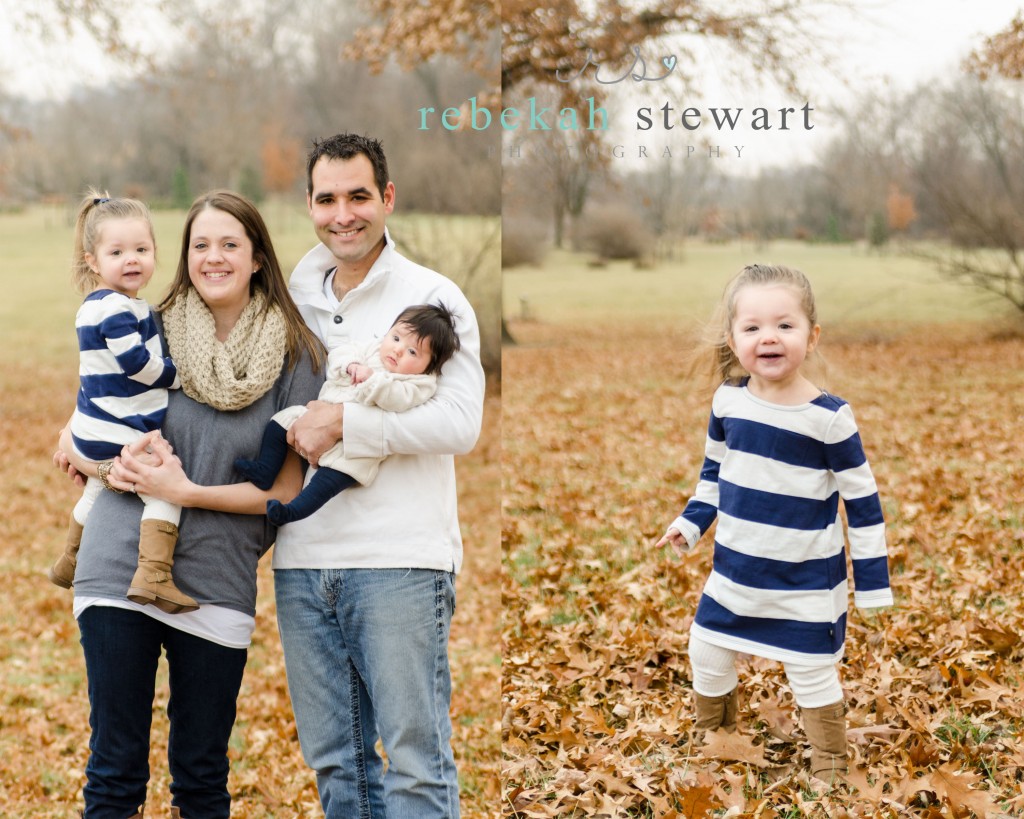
[53,449,85,488]
[124,430,175,467]
[654,527,690,559]
[54,425,85,488]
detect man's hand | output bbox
[287,400,344,467]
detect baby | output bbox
[235,302,460,525]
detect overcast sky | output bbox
[3,0,1021,172]
[770,0,1022,165]
[581,0,1024,172]
[0,4,177,101]
[3,1,1019,99]
[812,0,1016,88]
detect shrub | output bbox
[502,217,549,268]
[577,206,654,261]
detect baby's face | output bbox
[380,322,433,375]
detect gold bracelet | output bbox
[97,461,127,494]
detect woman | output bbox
[57,190,324,818]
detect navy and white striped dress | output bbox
[69,289,178,462]
[670,379,893,667]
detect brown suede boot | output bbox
[170,807,183,819]
[48,518,85,589]
[801,700,848,786]
[693,688,739,733]
[127,520,198,614]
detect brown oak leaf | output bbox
[929,763,1001,817]
[698,729,770,767]
[674,784,719,816]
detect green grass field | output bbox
[502,241,1017,332]
[0,202,500,370]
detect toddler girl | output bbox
[48,192,196,614]
[655,263,893,786]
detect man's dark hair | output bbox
[306,134,390,200]
[391,302,461,376]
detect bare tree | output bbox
[500,0,849,259]
[641,153,720,256]
[502,0,844,101]
[3,0,160,66]
[508,88,604,250]
[908,78,1024,311]
[809,88,922,242]
[344,0,499,104]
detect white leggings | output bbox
[689,632,843,708]
[74,476,181,527]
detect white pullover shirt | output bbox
[273,229,485,573]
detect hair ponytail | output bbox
[71,189,154,295]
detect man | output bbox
[274,133,485,818]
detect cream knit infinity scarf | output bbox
[163,287,287,411]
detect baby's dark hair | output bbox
[391,302,461,375]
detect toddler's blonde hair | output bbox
[699,263,820,386]
[71,189,154,295]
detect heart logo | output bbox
[663,56,677,72]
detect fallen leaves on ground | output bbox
[503,320,1024,818]
[0,358,500,818]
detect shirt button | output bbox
[333,315,343,324]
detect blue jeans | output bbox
[77,606,247,819]
[275,569,459,818]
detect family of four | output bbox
[51,133,485,818]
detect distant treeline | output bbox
[0,2,498,216]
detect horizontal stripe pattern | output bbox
[847,522,888,559]
[72,421,144,461]
[675,381,892,665]
[719,447,834,502]
[70,290,176,460]
[93,390,174,421]
[694,598,847,660]
[703,569,849,624]
[712,542,847,593]
[851,555,891,593]
[722,417,828,469]
[717,514,844,564]
[718,478,840,530]
[844,492,885,528]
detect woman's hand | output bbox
[120,431,170,467]
[654,527,690,560]
[113,433,194,505]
